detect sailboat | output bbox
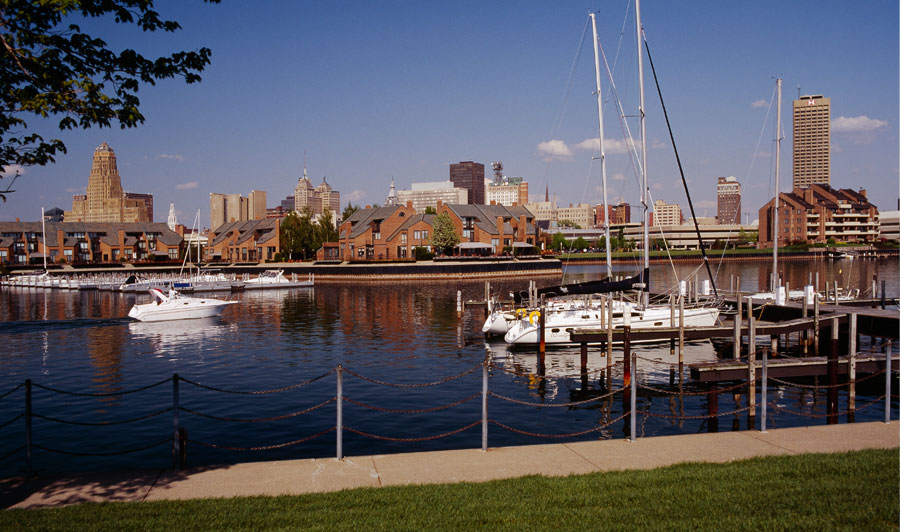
[504,5,719,347]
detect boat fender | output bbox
[528,310,541,325]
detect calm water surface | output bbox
[0,259,896,475]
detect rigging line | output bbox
[642,33,718,298]
[541,17,591,186]
[599,41,644,206]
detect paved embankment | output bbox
[1,421,895,509]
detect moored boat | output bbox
[127,288,237,322]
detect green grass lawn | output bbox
[2,449,896,531]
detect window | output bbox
[168,248,178,259]
[401,232,407,245]
[414,230,420,240]
[373,232,381,240]
[64,249,73,259]
[422,230,429,240]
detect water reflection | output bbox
[128,317,230,357]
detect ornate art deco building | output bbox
[65,143,152,223]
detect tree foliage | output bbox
[429,212,459,255]
[341,202,359,222]
[315,208,339,246]
[280,211,303,260]
[0,0,218,198]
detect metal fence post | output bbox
[886,340,892,424]
[482,359,488,452]
[172,374,180,469]
[25,379,32,478]
[337,365,344,459]
[630,351,637,442]
[760,349,768,433]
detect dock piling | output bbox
[678,295,685,381]
[760,347,768,433]
[172,374,181,469]
[25,379,32,478]
[482,360,488,452]
[886,339,893,424]
[827,317,839,424]
[733,296,742,360]
[748,315,756,426]
[849,313,856,422]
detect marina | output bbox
[0,260,896,477]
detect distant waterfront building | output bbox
[610,202,631,224]
[524,201,556,223]
[65,142,152,223]
[758,184,878,247]
[650,199,683,227]
[449,161,485,205]
[793,95,831,188]
[167,202,177,231]
[248,190,267,220]
[716,176,741,225]
[43,208,65,223]
[879,211,899,241]
[385,178,399,206]
[397,181,468,214]
[210,190,268,229]
[486,177,528,207]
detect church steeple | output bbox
[385,178,398,206]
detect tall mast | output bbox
[635,0,649,307]
[590,13,612,279]
[41,206,47,272]
[773,78,782,289]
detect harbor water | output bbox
[0,258,896,476]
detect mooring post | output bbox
[708,383,719,433]
[848,313,856,423]
[881,280,886,310]
[802,293,809,354]
[606,294,614,363]
[827,317,839,425]
[484,281,491,318]
[815,271,820,292]
[736,275,741,297]
[669,295,676,384]
[538,295,546,357]
[456,290,462,318]
[733,297,742,360]
[760,347,768,433]
[172,374,181,469]
[678,295,685,382]
[813,296,820,356]
[748,315,756,426]
[871,276,877,308]
[730,274,733,295]
[25,379,32,478]
[482,359,488,452]
[630,350,637,442]
[337,364,343,460]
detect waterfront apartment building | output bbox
[650,199,683,226]
[449,161,485,205]
[716,176,741,224]
[0,221,181,265]
[438,203,538,252]
[65,143,152,223]
[486,177,528,207]
[524,201,556,223]
[207,218,281,263]
[397,181,468,214]
[758,184,878,248]
[556,203,593,229]
[611,202,631,224]
[793,95,831,188]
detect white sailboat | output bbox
[504,6,719,347]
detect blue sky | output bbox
[2,0,897,227]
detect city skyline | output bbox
[1,1,897,224]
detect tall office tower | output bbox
[248,190,267,220]
[792,95,831,188]
[716,176,741,224]
[449,161,485,205]
[65,142,151,222]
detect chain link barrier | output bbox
[766,394,887,419]
[179,398,335,423]
[32,377,170,397]
[766,369,887,391]
[0,445,24,464]
[186,427,336,451]
[343,393,480,414]
[0,383,23,402]
[489,413,628,438]
[179,369,336,395]
[637,381,747,396]
[488,386,623,408]
[34,437,171,457]
[0,413,23,431]
[344,420,481,442]
[488,359,623,379]
[342,363,481,388]
[638,405,752,420]
[33,407,172,427]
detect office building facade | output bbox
[449,161,485,205]
[65,143,152,223]
[793,95,831,188]
[716,176,741,224]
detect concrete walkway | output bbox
[2,421,896,509]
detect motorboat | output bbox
[127,288,237,322]
[243,269,314,289]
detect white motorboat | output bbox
[128,288,237,322]
[243,269,314,289]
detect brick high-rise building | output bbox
[65,142,151,223]
[792,95,831,188]
[449,161,485,205]
[716,176,741,224]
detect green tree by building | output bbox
[430,212,460,255]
